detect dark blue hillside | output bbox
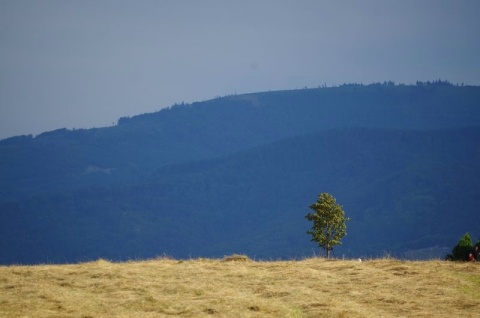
[1,82,479,264]
[1,83,479,202]
[1,127,479,264]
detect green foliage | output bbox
[448,233,474,261]
[305,193,349,258]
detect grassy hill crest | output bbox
[1,256,479,317]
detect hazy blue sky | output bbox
[1,0,479,140]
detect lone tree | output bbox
[306,193,349,258]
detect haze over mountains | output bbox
[1,81,479,264]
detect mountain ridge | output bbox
[1,82,479,264]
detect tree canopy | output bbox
[306,193,349,258]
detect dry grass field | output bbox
[1,255,479,318]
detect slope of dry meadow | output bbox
[1,256,479,317]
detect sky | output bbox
[1,0,480,140]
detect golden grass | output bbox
[1,256,479,317]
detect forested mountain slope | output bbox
[2,82,479,200]
[1,82,479,264]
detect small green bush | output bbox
[446,233,474,261]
